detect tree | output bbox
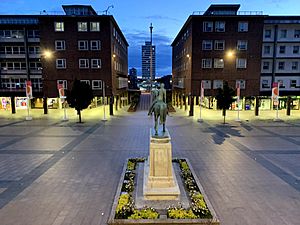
[66,79,94,123]
[215,81,235,124]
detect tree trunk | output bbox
[222,109,226,124]
[77,110,82,123]
[287,96,291,116]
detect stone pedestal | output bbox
[143,129,180,200]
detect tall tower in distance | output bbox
[142,41,156,80]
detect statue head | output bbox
[160,83,165,89]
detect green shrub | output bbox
[128,207,159,219]
[127,161,136,170]
[190,192,212,219]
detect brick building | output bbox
[172,4,265,115]
[0,5,128,115]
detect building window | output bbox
[203,21,213,32]
[91,59,101,68]
[237,40,247,50]
[90,40,101,50]
[264,45,271,54]
[55,40,65,50]
[56,59,66,69]
[290,80,297,88]
[81,80,90,85]
[214,40,225,50]
[78,40,88,50]
[92,80,102,90]
[262,79,270,88]
[279,46,286,54]
[213,80,223,89]
[238,22,248,32]
[202,59,212,68]
[236,58,247,68]
[280,29,287,38]
[215,21,225,32]
[54,22,64,32]
[57,80,67,89]
[90,22,100,31]
[292,61,298,70]
[27,30,40,38]
[278,61,285,70]
[28,46,40,54]
[202,40,212,50]
[236,80,246,89]
[265,29,271,38]
[78,22,88,32]
[294,30,300,38]
[214,58,224,68]
[293,46,300,54]
[79,59,89,68]
[263,61,270,70]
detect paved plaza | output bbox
[0,104,299,225]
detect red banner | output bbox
[26,81,33,99]
[57,84,65,98]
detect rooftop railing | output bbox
[192,11,263,15]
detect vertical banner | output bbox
[57,83,65,99]
[236,81,240,100]
[200,80,204,100]
[272,82,279,105]
[26,81,33,99]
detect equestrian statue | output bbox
[148,83,168,136]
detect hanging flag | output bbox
[200,80,204,100]
[26,81,33,99]
[272,82,279,105]
[236,81,240,100]
[57,83,65,99]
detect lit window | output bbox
[79,59,89,68]
[55,40,65,50]
[202,40,212,50]
[54,22,64,32]
[215,21,225,32]
[92,80,102,90]
[78,22,88,32]
[91,59,101,68]
[78,40,88,50]
[214,40,225,50]
[203,21,213,32]
[236,58,247,68]
[90,40,101,50]
[202,59,212,68]
[214,58,224,68]
[90,22,100,31]
[237,40,247,50]
[238,22,248,32]
[213,80,223,89]
[56,59,66,69]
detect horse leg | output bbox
[154,116,158,135]
[163,123,165,133]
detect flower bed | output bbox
[108,158,219,224]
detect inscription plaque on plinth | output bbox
[143,129,180,200]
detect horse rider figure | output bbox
[148,83,168,135]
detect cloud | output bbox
[124,30,172,76]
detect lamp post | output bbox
[42,50,53,115]
[102,81,107,121]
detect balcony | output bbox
[27,38,40,43]
[0,54,26,59]
[0,37,24,43]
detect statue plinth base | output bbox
[143,129,180,200]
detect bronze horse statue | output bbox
[148,84,168,136]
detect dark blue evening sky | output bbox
[1,0,299,76]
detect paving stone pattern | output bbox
[0,109,299,225]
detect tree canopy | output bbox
[67,79,94,122]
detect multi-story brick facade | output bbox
[172,4,265,115]
[0,5,128,114]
